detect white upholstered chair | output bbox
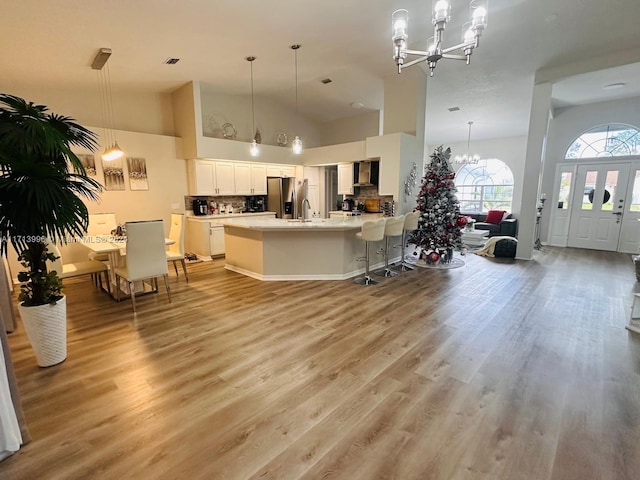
[47,242,110,293]
[113,220,171,313]
[166,213,188,282]
[374,214,405,278]
[354,217,387,285]
[87,213,117,262]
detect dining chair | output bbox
[166,213,188,282]
[113,220,171,313]
[47,242,110,294]
[86,213,117,262]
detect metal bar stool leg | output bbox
[354,241,379,285]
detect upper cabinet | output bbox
[235,163,267,195]
[189,159,268,196]
[267,165,296,178]
[337,163,355,195]
[188,159,235,195]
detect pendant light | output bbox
[291,44,303,155]
[246,56,259,157]
[91,48,124,161]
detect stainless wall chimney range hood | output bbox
[353,160,379,187]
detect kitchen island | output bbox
[221,217,391,281]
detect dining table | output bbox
[80,235,175,300]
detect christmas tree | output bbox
[411,146,466,264]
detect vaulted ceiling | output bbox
[2,0,640,144]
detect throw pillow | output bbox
[485,210,506,225]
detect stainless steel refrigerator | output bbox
[267,177,308,219]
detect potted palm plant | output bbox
[0,94,102,367]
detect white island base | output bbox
[223,218,394,281]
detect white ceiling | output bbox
[2,0,640,145]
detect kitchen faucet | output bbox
[301,198,311,222]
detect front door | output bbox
[567,163,629,251]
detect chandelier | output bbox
[454,121,481,165]
[392,0,488,76]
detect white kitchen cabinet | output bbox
[236,163,267,195]
[267,164,296,178]
[303,166,320,186]
[209,225,225,256]
[189,159,216,195]
[188,159,236,195]
[214,161,235,195]
[338,163,354,195]
[307,184,320,215]
[250,163,267,194]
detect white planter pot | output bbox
[18,296,67,367]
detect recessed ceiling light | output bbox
[350,102,364,109]
[603,82,626,90]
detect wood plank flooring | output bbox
[2,247,640,479]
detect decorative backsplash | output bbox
[185,195,264,212]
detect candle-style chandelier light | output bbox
[454,121,481,165]
[392,0,488,76]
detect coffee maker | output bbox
[192,198,208,216]
[246,196,266,212]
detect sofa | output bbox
[463,210,518,237]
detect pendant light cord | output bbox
[466,121,473,156]
[295,48,298,114]
[250,60,255,133]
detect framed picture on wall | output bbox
[127,157,149,191]
[103,157,125,191]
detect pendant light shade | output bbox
[292,136,302,155]
[246,56,259,157]
[92,47,124,161]
[291,44,302,155]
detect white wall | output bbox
[319,111,380,146]
[200,90,323,149]
[0,85,175,136]
[429,136,528,216]
[540,95,640,241]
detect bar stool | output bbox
[374,215,405,277]
[354,217,387,285]
[394,211,420,271]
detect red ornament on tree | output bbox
[457,216,467,227]
[428,251,441,263]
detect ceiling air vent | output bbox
[164,58,180,65]
[321,78,333,84]
[448,106,460,112]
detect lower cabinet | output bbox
[209,226,225,256]
[186,213,276,259]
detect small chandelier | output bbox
[291,44,303,155]
[454,121,481,165]
[392,0,488,77]
[246,56,259,157]
[91,47,124,161]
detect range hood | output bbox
[353,160,379,187]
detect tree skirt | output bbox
[404,245,466,270]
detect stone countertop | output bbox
[221,216,365,232]
[186,212,277,221]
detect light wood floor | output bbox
[2,248,640,480]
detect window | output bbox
[565,124,640,159]
[454,158,514,213]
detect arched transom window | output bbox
[565,123,640,159]
[454,158,514,213]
